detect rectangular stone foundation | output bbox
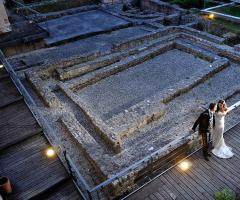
[12,26,240,198]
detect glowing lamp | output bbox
[178,160,192,171]
[208,13,215,20]
[0,64,3,68]
[45,147,56,158]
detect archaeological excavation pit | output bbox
[7,17,240,199]
[2,0,240,199]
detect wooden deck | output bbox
[127,123,240,200]
[0,66,82,199]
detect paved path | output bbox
[40,9,130,46]
[127,123,240,200]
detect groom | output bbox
[192,103,217,161]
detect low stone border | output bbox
[234,44,240,51]
[27,5,100,22]
[60,112,119,178]
[56,51,131,81]
[119,10,163,19]
[68,42,175,91]
[25,71,62,107]
[58,83,121,152]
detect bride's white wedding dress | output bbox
[212,111,234,159]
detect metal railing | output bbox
[64,152,91,200]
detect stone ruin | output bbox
[7,0,240,199]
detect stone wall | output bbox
[140,0,185,14]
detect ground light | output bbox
[208,13,215,20]
[178,160,192,171]
[45,147,56,158]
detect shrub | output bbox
[214,189,235,200]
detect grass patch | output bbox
[213,18,240,34]
[213,5,240,17]
[214,188,235,200]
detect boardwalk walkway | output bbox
[0,64,82,199]
[127,123,240,200]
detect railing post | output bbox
[63,152,93,200]
[63,150,73,178]
[87,190,93,200]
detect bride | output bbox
[212,100,234,159]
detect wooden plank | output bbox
[127,123,240,200]
[0,96,23,109]
[0,100,41,150]
[128,174,168,200]
[129,123,240,199]
[153,192,165,200]
[226,130,240,148]
[156,186,171,200]
[167,169,200,200]
[140,177,173,200]
[195,153,237,191]
[0,72,81,200]
[0,73,9,80]
[32,179,81,200]
[211,150,240,183]
[149,194,158,200]
[178,157,218,194]
[0,134,46,169]
[171,168,206,199]
[0,66,7,77]
[0,77,21,107]
[0,135,69,200]
[209,136,240,184]
[188,157,224,192]
[174,166,214,200]
[159,175,186,199]
[177,168,214,200]
[161,173,191,199]
[161,184,180,200]
[194,144,240,190]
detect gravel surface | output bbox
[9,26,148,70]
[77,49,210,120]
[39,9,130,45]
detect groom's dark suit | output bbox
[192,109,215,158]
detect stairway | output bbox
[0,64,82,200]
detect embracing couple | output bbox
[192,100,234,161]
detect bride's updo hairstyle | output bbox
[217,100,225,112]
